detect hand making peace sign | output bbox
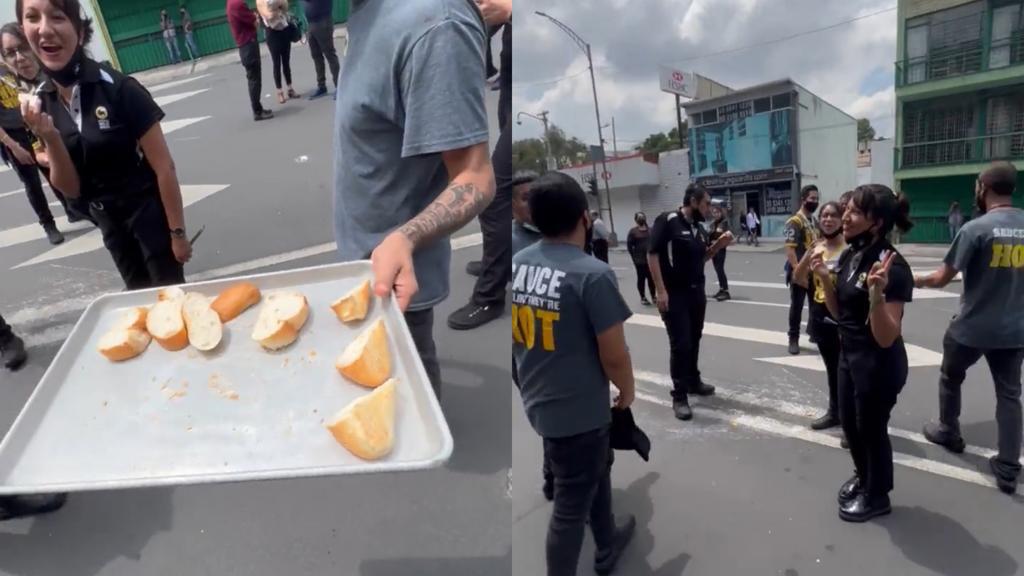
[867,251,896,293]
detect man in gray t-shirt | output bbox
[916,161,1024,494]
[334,0,495,397]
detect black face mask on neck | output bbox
[847,230,875,251]
[822,228,842,240]
[44,45,84,87]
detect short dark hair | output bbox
[528,172,588,238]
[683,183,708,208]
[16,0,94,48]
[980,162,1017,196]
[513,171,538,189]
[847,184,913,236]
[0,22,29,53]
[800,184,819,200]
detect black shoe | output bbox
[672,400,692,421]
[688,382,715,396]
[308,86,328,100]
[66,212,84,223]
[640,297,652,306]
[837,475,861,505]
[715,290,731,302]
[840,435,849,450]
[989,456,1018,495]
[42,223,64,245]
[811,412,840,431]
[542,476,554,502]
[0,493,67,521]
[466,260,482,277]
[447,301,504,330]
[254,109,274,121]
[594,514,636,575]
[922,422,965,454]
[788,338,800,355]
[839,493,891,523]
[1,335,27,371]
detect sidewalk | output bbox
[131,25,349,87]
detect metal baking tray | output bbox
[0,261,453,494]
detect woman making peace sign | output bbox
[812,184,915,523]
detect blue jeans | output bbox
[184,32,199,60]
[164,35,181,63]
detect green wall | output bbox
[900,173,1024,242]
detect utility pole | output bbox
[517,110,554,170]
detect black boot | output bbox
[688,381,716,396]
[1,334,27,371]
[0,493,67,521]
[447,301,504,330]
[672,399,692,421]
[42,222,64,245]
[989,456,1018,495]
[840,434,849,450]
[810,411,840,430]
[922,421,965,454]
[788,337,800,355]
[839,493,891,523]
[466,260,482,277]
[594,514,636,575]
[715,290,731,302]
[542,474,554,502]
[837,474,861,505]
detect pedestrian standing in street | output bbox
[793,200,846,430]
[257,0,299,104]
[916,162,1024,495]
[811,184,914,522]
[159,9,181,65]
[947,200,964,242]
[590,210,611,263]
[511,172,541,256]
[300,0,338,99]
[626,212,655,306]
[18,0,193,289]
[333,0,495,399]
[709,205,731,301]
[784,185,820,355]
[745,206,760,246]
[179,7,200,61]
[648,184,732,421]
[446,0,511,331]
[513,171,636,576]
[227,0,272,121]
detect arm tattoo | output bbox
[398,182,489,247]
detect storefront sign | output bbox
[659,67,697,98]
[765,188,793,215]
[695,166,795,188]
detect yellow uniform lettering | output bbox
[536,310,560,352]
[512,304,524,345]
[991,244,1005,268]
[517,305,536,349]
[1000,243,1014,268]
[1013,245,1024,268]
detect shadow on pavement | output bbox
[0,487,174,576]
[882,505,1018,576]
[959,419,998,451]
[439,359,512,477]
[359,550,510,576]
[612,472,691,575]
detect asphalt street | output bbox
[513,245,1024,576]
[0,42,513,575]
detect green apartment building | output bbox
[896,0,1024,242]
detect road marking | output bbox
[153,89,209,107]
[0,187,25,200]
[162,116,211,136]
[0,218,93,250]
[147,74,212,93]
[720,300,790,309]
[727,279,958,299]
[12,185,229,268]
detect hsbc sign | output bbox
[659,66,696,98]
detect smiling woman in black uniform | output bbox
[812,184,914,522]
[17,0,191,289]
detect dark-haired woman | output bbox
[812,184,915,522]
[17,0,191,289]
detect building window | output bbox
[702,109,718,125]
[771,93,791,110]
[903,1,984,84]
[902,97,977,168]
[753,97,771,114]
[990,3,1023,69]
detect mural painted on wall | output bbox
[689,109,794,177]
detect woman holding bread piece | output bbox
[17,0,191,290]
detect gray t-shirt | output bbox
[512,242,633,438]
[592,218,611,241]
[945,207,1024,348]
[334,0,489,311]
[512,221,542,256]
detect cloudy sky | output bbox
[512,0,898,152]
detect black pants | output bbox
[633,262,654,300]
[0,314,12,348]
[405,308,442,399]
[544,426,615,576]
[89,194,184,290]
[471,80,512,307]
[937,329,1023,481]
[838,345,908,499]
[712,248,728,291]
[661,289,707,402]
[265,28,293,90]
[592,239,609,263]
[238,41,263,115]
[485,24,499,78]
[307,18,339,91]
[4,128,64,226]
[788,283,807,340]
[814,321,841,416]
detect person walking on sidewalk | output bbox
[626,212,655,306]
[300,0,338,99]
[784,184,820,354]
[257,0,299,104]
[159,9,182,65]
[709,205,731,301]
[512,171,636,576]
[917,162,1024,495]
[227,0,273,121]
[590,210,610,263]
[180,7,200,61]
[745,206,760,246]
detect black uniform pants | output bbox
[89,195,184,290]
[712,248,728,291]
[633,262,655,300]
[265,27,293,90]
[814,321,841,416]
[544,426,615,576]
[471,80,511,307]
[937,329,1023,481]
[661,289,707,402]
[788,282,807,340]
[405,308,442,399]
[838,346,908,499]
[4,128,65,226]
[238,40,264,115]
[592,239,609,263]
[307,18,340,91]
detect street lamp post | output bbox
[536,11,616,235]
[602,117,618,159]
[516,110,554,171]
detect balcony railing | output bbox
[897,131,1024,170]
[895,33,1024,87]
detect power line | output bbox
[513,67,590,87]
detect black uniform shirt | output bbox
[36,59,165,201]
[649,210,710,292]
[835,239,914,351]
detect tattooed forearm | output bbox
[399,182,491,247]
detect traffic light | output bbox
[588,179,599,197]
